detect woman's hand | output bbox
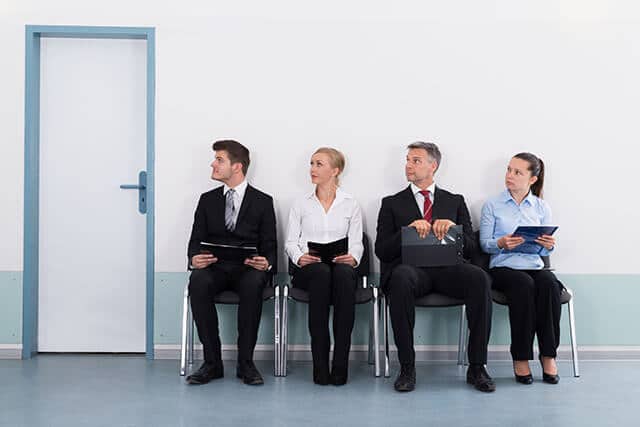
[333,254,356,267]
[298,253,322,267]
[535,234,555,250]
[497,235,525,250]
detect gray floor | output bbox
[0,356,635,427]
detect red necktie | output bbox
[419,190,432,223]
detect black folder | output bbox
[199,241,259,264]
[401,225,464,267]
[307,237,348,264]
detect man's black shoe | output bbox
[466,364,496,392]
[186,362,223,385]
[394,364,416,392]
[236,361,264,385]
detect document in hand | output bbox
[401,225,464,267]
[509,226,558,254]
[199,242,259,264]
[307,237,348,264]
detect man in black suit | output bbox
[375,142,495,393]
[186,140,277,386]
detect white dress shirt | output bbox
[285,188,364,266]
[223,179,248,226]
[410,181,436,217]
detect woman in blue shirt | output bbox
[480,153,562,385]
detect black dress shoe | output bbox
[313,365,330,385]
[329,365,348,386]
[236,361,264,385]
[514,372,534,384]
[394,364,416,392]
[539,356,560,384]
[513,362,534,385]
[466,365,496,392]
[186,362,223,385]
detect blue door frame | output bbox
[23,25,156,359]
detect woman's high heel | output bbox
[513,361,533,385]
[539,355,560,384]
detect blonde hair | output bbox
[313,147,346,186]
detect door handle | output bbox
[119,171,147,214]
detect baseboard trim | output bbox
[0,344,22,359]
[153,344,640,361]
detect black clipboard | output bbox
[199,241,259,264]
[307,237,348,264]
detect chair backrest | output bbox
[471,230,490,271]
[288,232,371,278]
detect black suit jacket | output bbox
[374,185,477,291]
[187,184,277,272]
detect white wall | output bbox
[1,1,639,274]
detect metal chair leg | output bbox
[179,283,189,376]
[274,285,281,377]
[382,294,390,378]
[281,285,289,377]
[373,286,380,377]
[367,277,374,366]
[457,304,466,366]
[188,302,195,365]
[566,289,580,377]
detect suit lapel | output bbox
[213,186,226,229]
[432,186,451,221]
[235,184,253,227]
[401,185,423,221]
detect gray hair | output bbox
[407,141,441,171]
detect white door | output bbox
[38,38,147,352]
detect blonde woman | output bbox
[285,148,363,386]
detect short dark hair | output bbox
[407,141,441,171]
[212,140,250,175]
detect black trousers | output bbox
[292,262,358,369]
[188,264,269,364]
[387,263,492,366]
[490,267,562,360]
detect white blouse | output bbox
[285,188,364,266]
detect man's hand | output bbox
[534,234,555,250]
[191,253,218,269]
[333,254,356,267]
[497,235,525,250]
[432,219,456,240]
[244,256,270,271]
[408,219,431,239]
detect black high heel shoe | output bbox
[539,355,560,384]
[513,362,533,385]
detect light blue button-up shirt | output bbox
[479,190,554,270]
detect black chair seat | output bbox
[213,286,276,305]
[414,293,465,307]
[288,286,373,305]
[491,288,572,306]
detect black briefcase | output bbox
[401,225,464,267]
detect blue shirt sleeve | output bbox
[479,200,502,254]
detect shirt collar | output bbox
[411,181,436,197]
[224,179,248,199]
[307,187,352,203]
[501,189,535,205]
